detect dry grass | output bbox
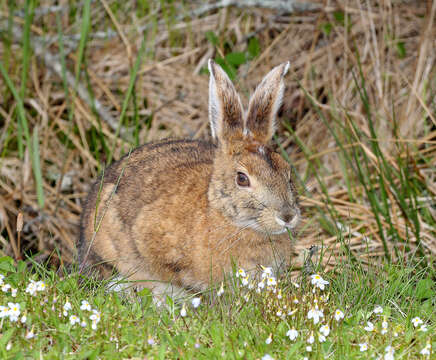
[0,1,435,267]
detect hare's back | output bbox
[91,138,215,217]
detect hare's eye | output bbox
[236,172,250,187]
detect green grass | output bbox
[0,254,434,359]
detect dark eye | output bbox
[236,172,250,187]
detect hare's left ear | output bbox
[208,59,244,143]
[245,62,290,144]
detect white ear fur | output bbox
[208,59,220,139]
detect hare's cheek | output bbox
[257,211,284,234]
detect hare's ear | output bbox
[245,62,290,144]
[208,59,244,143]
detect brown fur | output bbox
[78,61,299,297]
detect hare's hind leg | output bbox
[116,266,191,303]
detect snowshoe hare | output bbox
[78,60,300,298]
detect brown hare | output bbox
[78,60,300,298]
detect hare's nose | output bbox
[279,207,300,228]
[282,213,294,224]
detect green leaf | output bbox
[396,41,406,58]
[214,57,236,80]
[321,22,333,36]
[225,51,246,66]
[333,11,345,25]
[247,37,260,58]
[205,30,218,46]
[0,256,16,273]
[17,260,27,273]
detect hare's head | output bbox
[207,60,300,236]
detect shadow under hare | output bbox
[78,60,300,298]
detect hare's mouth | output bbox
[275,214,300,232]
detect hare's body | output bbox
[79,60,300,297]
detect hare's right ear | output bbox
[245,62,290,144]
[208,59,244,143]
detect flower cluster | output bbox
[25,280,47,296]
[0,273,104,349]
[64,299,101,330]
[0,302,21,322]
[0,275,17,297]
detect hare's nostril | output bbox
[282,213,293,224]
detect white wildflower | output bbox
[11,288,17,297]
[384,345,394,360]
[180,303,187,317]
[89,309,101,324]
[359,343,368,352]
[420,342,431,356]
[80,300,92,311]
[69,314,80,325]
[411,317,423,328]
[310,274,329,290]
[36,281,46,292]
[334,309,344,321]
[20,314,27,324]
[8,302,20,322]
[236,268,246,278]
[265,334,272,344]
[191,297,201,308]
[419,324,428,332]
[0,305,9,318]
[307,307,324,324]
[381,320,388,335]
[262,354,274,360]
[266,277,277,287]
[307,333,315,344]
[374,305,383,314]
[319,334,326,342]
[63,301,72,316]
[364,321,375,332]
[25,281,37,296]
[2,283,11,292]
[241,276,249,286]
[217,283,224,297]
[306,346,312,352]
[261,266,273,278]
[319,324,330,337]
[25,329,35,339]
[286,328,298,341]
